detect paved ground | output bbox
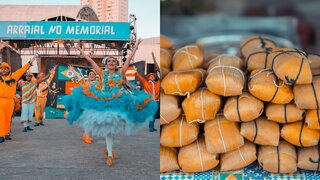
[0,117,159,180]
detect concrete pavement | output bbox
[0,117,159,180]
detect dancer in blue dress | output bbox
[63,39,157,166]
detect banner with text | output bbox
[0,21,130,40]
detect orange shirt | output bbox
[135,72,160,101]
[37,74,54,97]
[0,63,31,99]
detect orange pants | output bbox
[34,97,47,123]
[0,98,14,138]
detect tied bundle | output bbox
[160,34,320,173]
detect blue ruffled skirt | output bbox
[63,86,158,137]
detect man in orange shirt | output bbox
[0,56,37,143]
[34,65,57,127]
[135,52,160,132]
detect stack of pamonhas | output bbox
[160,35,320,173]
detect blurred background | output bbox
[161,0,319,54]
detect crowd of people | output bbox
[0,40,160,167]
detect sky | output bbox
[0,0,160,38]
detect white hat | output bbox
[102,56,118,65]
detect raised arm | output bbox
[151,51,161,79]
[68,65,83,81]
[122,39,143,75]
[152,51,160,72]
[37,65,57,84]
[46,65,57,85]
[12,55,37,81]
[135,69,147,85]
[77,46,102,77]
[0,41,8,51]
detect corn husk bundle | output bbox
[203,51,221,69]
[280,121,319,147]
[269,48,312,85]
[240,35,277,58]
[206,66,245,96]
[178,136,219,172]
[160,91,181,125]
[205,55,244,97]
[207,54,243,72]
[182,88,221,123]
[305,109,320,130]
[204,115,244,154]
[160,145,180,173]
[258,140,297,174]
[220,140,257,171]
[309,54,320,75]
[248,69,294,104]
[240,116,280,146]
[224,92,264,122]
[161,69,206,96]
[160,35,173,50]
[265,102,305,123]
[293,76,320,109]
[160,116,199,147]
[297,145,320,171]
[246,48,273,72]
[160,48,172,79]
[173,45,204,71]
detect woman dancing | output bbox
[63,40,157,166]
